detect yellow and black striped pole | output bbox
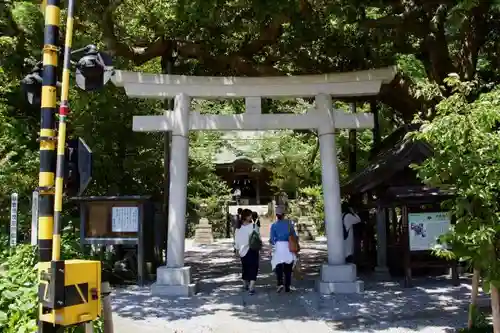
[38,0,60,264]
[53,0,75,261]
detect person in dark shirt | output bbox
[232,208,243,254]
[252,211,261,228]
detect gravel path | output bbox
[110,238,486,333]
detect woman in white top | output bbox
[341,202,362,263]
[234,208,260,295]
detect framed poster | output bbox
[408,211,451,251]
[112,206,139,233]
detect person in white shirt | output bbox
[341,202,362,263]
[234,209,260,295]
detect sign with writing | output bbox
[111,207,139,233]
[10,193,18,247]
[408,212,451,251]
[31,191,39,246]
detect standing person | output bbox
[232,208,243,255]
[234,208,260,295]
[252,211,261,228]
[342,202,362,263]
[234,208,243,234]
[269,206,297,293]
[234,187,242,205]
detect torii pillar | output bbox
[112,67,397,296]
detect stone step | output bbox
[194,238,214,244]
[195,227,212,232]
[194,227,212,232]
[194,233,213,238]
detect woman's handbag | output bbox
[293,255,303,280]
[288,221,300,253]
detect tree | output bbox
[414,76,500,332]
[68,0,500,122]
[0,0,231,233]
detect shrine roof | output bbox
[214,131,276,165]
[342,128,433,195]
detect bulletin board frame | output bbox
[72,195,153,285]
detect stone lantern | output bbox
[193,200,214,245]
[295,197,318,241]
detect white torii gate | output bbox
[112,66,397,296]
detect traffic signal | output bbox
[20,45,114,105]
[65,139,79,197]
[20,62,43,106]
[75,45,114,92]
[65,137,92,196]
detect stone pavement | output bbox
[111,238,488,333]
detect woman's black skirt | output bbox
[240,248,259,281]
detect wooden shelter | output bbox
[342,125,459,287]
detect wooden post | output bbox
[402,205,412,288]
[468,268,480,329]
[102,281,114,333]
[348,103,357,174]
[491,284,500,333]
[370,100,380,156]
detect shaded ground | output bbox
[111,238,489,333]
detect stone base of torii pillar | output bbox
[152,266,197,296]
[316,264,364,294]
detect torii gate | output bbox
[112,66,397,296]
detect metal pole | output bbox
[38,1,60,331]
[39,0,59,265]
[52,0,75,261]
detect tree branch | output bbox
[238,14,288,57]
[379,74,427,123]
[308,137,320,167]
[419,3,456,83]
[101,0,294,74]
[1,2,22,37]
[458,1,491,80]
[101,0,172,65]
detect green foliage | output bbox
[458,324,493,333]
[414,76,500,284]
[468,304,491,330]
[0,245,38,333]
[0,231,106,333]
[4,0,500,329]
[288,186,325,233]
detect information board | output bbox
[10,193,18,247]
[111,206,139,233]
[408,212,451,251]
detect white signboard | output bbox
[111,207,139,233]
[10,193,18,247]
[31,191,39,246]
[408,212,451,251]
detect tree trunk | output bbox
[468,267,480,329]
[491,283,500,333]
